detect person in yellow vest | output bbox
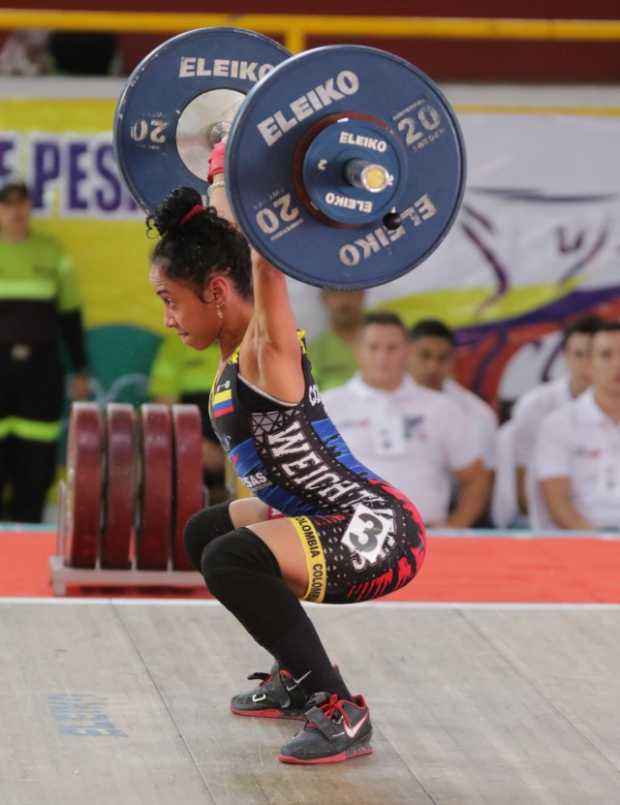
[0,178,89,522]
[149,332,226,501]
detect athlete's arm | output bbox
[208,181,234,224]
[247,253,305,401]
[209,147,304,402]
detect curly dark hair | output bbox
[146,186,253,300]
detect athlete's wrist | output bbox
[208,141,226,184]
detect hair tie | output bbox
[180,204,205,226]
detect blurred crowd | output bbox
[310,291,620,533]
[2,179,620,531]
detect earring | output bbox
[216,303,223,320]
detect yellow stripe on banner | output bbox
[7,417,62,442]
[455,104,620,117]
[290,516,327,603]
[212,389,232,405]
[0,418,12,439]
[377,281,583,330]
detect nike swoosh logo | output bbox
[285,669,312,692]
[344,712,369,740]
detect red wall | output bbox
[9,1,620,15]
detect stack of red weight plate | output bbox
[61,402,205,571]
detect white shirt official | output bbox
[512,376,573,528]
[443,378,498,469]
[322,374,481,524]
[491,420,519,528]
[512,376,572,468]
[535,389,620,530]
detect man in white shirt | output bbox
[322,312,488,527]
[536,321,620,530]
[408,318,497,472]
[512,314,601,523]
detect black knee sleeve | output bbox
[183,502,234,570]
[201,526,281,584]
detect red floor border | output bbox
[1,529,618,602]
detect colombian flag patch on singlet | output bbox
[212,388,234,418]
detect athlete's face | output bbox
[357,323,409,391]
[591,331,620,397]
[408,336,454,391]
[149,260,219,350]
[564,332,594,392]
[321,288,365,329]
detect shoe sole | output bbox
[278,741,373,765]
[230,706,304,721]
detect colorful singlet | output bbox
[210,333,410,516]
[209,332,426,604]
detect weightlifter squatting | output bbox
[146,139,427,765]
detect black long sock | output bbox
[201,527,351,700]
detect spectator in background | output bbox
[536,321,620,530]
[149,333,226,502]
[512,314,601,524]
[0,30,119,77]
[322,312,489,527]
[409,318,498,474]
[0,29,51,76]
[48,31,120,76]
[308,288,364,391]
[0,178,89,522]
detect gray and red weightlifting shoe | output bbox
[278,691,373,765]
[230,662,310,720]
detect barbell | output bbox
[114,27,466,289]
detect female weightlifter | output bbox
[147,140,426,765]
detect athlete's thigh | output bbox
[248,511,362,602]
[230,496,270,529]
[249,503,425,604]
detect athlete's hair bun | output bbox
[147,185,253,301]
[148,186,203,237]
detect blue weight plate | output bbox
[114,27,290,213]
[226,45,466,289]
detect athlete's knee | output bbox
[229,496,270,528]
[183,502,233,570]
[201,527,281,596]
